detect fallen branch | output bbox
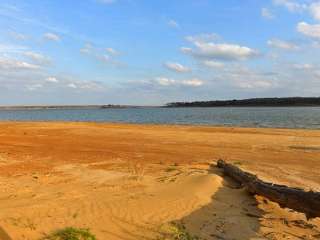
[216,160,320,219]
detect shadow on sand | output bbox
[174,167,265,239]
[0,226,12,240]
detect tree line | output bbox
[166,97,320,107]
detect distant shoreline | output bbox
[0,105,146,110]
[166,97,320,108]
[1,97,320,110]
[2,105,320,111]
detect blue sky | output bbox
[0,0,320,105]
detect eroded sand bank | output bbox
[0,122,319,239]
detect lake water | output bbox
[0,107,319,129]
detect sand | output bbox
[0,122,319,239]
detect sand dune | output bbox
[0,122,319,239]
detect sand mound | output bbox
[0,163,223,239]
[0,163,319,239]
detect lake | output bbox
[0,107,319,129]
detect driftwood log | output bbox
[216,160,320,219]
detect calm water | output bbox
[0,107,319,129]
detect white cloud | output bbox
[80,44,122,66]
[65,81,104,90]
[273,0,307,12]
[310,2,320,20]
[267,38,299,50]
[293,63,314,70]
[181,78,203,87]
[27,84,43,91]
[180,47,193,54]
[0,55,108,103]
[183,34,259,63]
[297,21,320,39]
[0,58,40,70]
[183,41,259,61]
[156,77,176,86]
[24,51,51,65]
[0,44,28,53]
[155,77,204,87]
[202,60,225,69]
[46,76,59,83]
[167,19,179,28]
[261,8,275,19]
[9,31,28,40]
[44,32,60,42]
[279,1,320,20]
[235,80,273,89]
[223,65,277,90]
[164,62,191,73]
[76,81,104,90]
[67,83,77,89]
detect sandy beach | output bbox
[0,122,319,239]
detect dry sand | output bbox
[0,122,319,239]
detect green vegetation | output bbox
[42,227,96,240]
[159,223,199,240]
[166,97,320,107]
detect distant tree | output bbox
[166,97,320,107]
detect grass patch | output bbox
[159,222,199,240]
[42,227,96,240]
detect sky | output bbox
[0,0,320,105]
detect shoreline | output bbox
[1,105,320,110]
[0,120,319,131]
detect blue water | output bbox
[0,107,319,129]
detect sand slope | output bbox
[0,122,319,239]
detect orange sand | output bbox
[0,122,319,239]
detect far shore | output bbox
[1,97,320,110]
[0,105,144,110]
[1,104,320,110]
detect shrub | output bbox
[42,227,96,240]
[159,223,199,240]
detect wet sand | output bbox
[0,122,319,239]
